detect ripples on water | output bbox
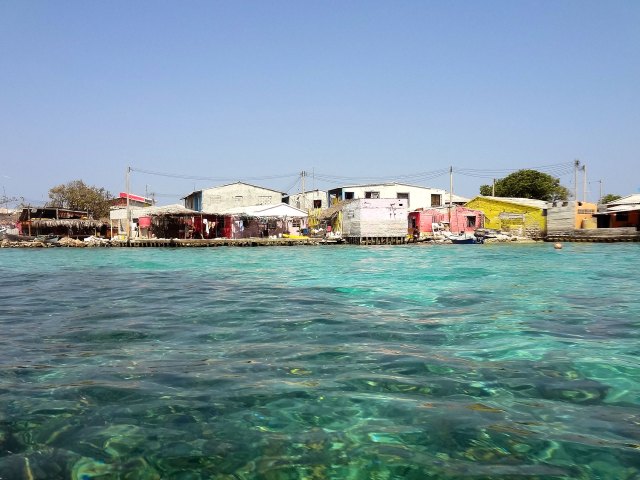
[1,243,639,479]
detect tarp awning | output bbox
[212,203,308,218]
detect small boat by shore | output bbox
[449,232,483,244]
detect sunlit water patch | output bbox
[1,243,639,479]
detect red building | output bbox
[409,206,483,239]
[109,192,154,208]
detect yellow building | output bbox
[465,196,548,237]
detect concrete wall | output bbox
[196,183,282,213]
[546,227,640,242]
[342,199,408,238]
[547,201,597,233]
[285,190,328,210]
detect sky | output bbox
[1,0,639,207]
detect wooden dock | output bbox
[112,238,321,247]
[344,236,407,245]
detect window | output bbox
[258,196,272,205]
[234,196,243,204]
[466,216,476,228]
[344,192,355,200]
[431,194,442,207]
[365,191,380,199]
[397,192,409,208]
[617,212,629,221]
[313,200,322,208]
[292,219,301,227]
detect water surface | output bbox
[1,243,639,479]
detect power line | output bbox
[128,161,578,195]
[130,167,299,183]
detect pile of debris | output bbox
[57,237,87,247]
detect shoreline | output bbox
[4,235,637,249]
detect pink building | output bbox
[409,206,483,238]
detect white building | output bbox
[328,183,445,211]
[342,198,409,242]
[283,190,328,210]
[183,182,284,213]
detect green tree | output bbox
[480,169,569,201]
[48,180,113,218]
[600,193,621,204]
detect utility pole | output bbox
[582,164,587,203]
[126,166,131,240]
[598,179,602,204]
[492,178,496,197]
[448,166,453,224]
[573,159,580,201]
[590,179,603,204]
[301,170,306,209]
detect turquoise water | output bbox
[1,243,639,479]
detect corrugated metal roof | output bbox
[607,194,640,206]
[468,196,548,209]
[606,204,640,212]
[444,192,471,203]
[142,204,199,215]
[182,181,284,199]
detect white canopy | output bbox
[216,203,308,218]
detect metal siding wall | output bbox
[343,200,408,237]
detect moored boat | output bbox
[450,232,483,244]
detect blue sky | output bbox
[1,1,638,206]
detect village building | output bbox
[183,182,283,213]
[219,203,308,238]
[465,196,548,238]
[328,183,445,211]
[110,201,307,240]
[283,189,329,233]
[596,194,640,229]
[283,189,328,210]
[17,207,104,238]
[409,205,483,239]
[544,198,640,242]
[546,200,598,234]
[340,198,408,245]
[109,192,154,208]
[110,203,202,239]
